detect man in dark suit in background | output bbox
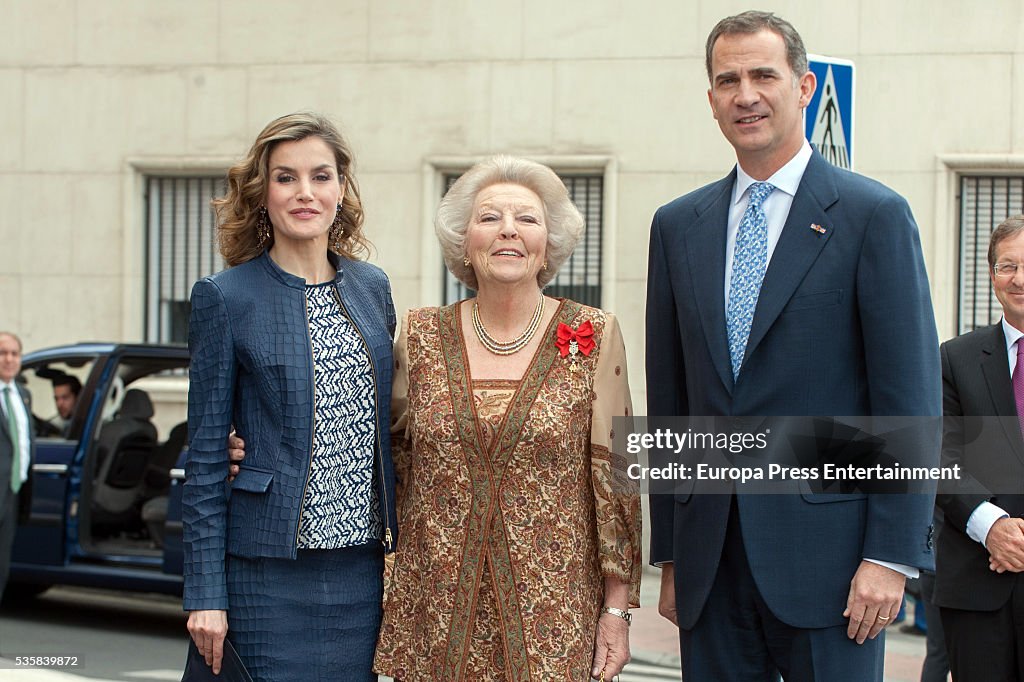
[936,215,1024,681]
[0,331,33,600]
[645,11,940,681]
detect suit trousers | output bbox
[918,572,949,682]
[940,573,1024,682]
[0,494,17,599]
[679,499,884,682]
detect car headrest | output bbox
[119,388,155,420]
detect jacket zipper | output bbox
[332,285,393,550]
[294,289,317,551]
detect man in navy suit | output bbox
[935,216,1024,681]
[645,11,940,681]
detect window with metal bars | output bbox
[144,176,225,343]
[959,176,1024,333]
[442,173,603,307]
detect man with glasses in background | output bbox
[935,215,1024,681]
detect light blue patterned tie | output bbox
[727,181,775,380]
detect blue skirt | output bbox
[226,543,383,682]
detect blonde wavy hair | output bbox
[213,112,370,266]
[435,156,585,290]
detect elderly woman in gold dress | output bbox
[373,156,641,681]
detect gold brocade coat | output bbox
[374,300,642,682]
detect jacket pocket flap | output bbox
[232,467,274,493]
[799,490,868,504]
[784,289,843,312]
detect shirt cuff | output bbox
[864,558,918,579]
[966,501,1010,548]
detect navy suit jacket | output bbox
[0,383,34,522]
[646,151,941,630]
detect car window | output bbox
[124,368,189,442]
[93,360,189,443]
[20,356,97,440]
[85,355,190,556]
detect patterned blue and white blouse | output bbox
[296,281,381,548]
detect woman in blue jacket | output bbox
[183,112,397,681]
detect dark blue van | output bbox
[9,343,191,598]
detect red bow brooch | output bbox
[556,321,595,371]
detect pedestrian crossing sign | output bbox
[805,55,855,170]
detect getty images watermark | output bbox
[609,416,971,495]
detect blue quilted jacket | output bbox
[183,251,397,611]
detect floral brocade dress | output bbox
[374,299,642,682]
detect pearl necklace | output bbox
[472,296,545,356]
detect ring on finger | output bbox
[877,615,890,622]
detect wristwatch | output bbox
[600,606,632,625]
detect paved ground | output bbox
[2,569,939,681]
[628,566,939,682]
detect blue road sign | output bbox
[805,55,855,170]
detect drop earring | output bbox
[329,204,344,251]
[256,206,271,248]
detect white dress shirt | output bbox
[0,380,31,487]
[962,317,1020,548]
[724,140,813,302]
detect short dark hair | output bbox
[705,10,808,82]
[988,215,1024,267]
[53,374,82,396]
